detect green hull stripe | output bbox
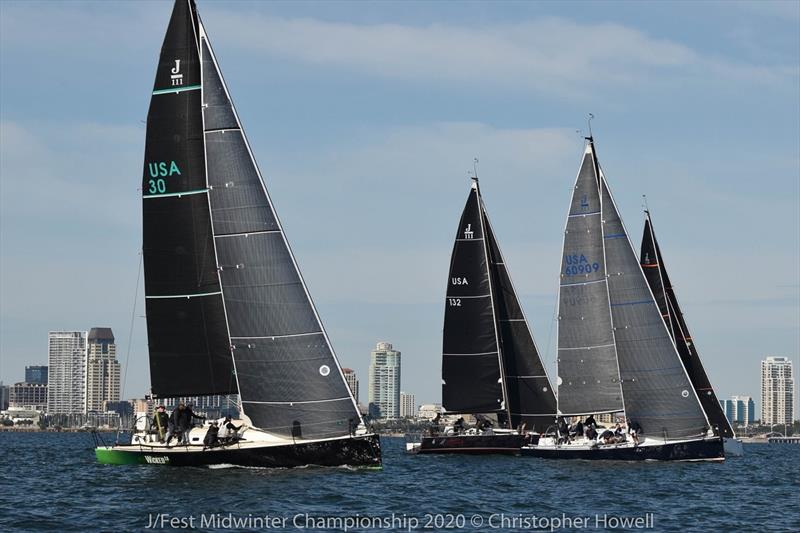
[95,447,150,465]
[143,188,208,199]
[152,84,201,95]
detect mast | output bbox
[196,4,241,414]
[475,177,512,426]
[589,137,628,422]
[640,210,734,438]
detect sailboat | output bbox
[95,0,381,468]
[521,137,724,461]
[407,175,557,454]
[640,210,743,456]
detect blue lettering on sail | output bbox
[564,253,600,276]
[580,194,589,209]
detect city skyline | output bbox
[1,1,798,408]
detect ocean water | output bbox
[0,432,798,532]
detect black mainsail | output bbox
[143,0,362,440]
[556,139,710,440]
[640,211,734,439]
[442,179,556,431]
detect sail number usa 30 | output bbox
[146,160,181,195]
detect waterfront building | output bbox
[85,328,121,413]
[162,394,239,419]
[47,331,88,414]
[400,392,416,418]
[721,396,756,426]
[367,342,401,419]
[343,368,359,403]
[761,357,795,426]
[25,365,48,385]
[8,382,47,411]
[417,403,443,420]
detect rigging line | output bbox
[116,250,143,444]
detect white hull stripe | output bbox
[243,397,351,405]
[508,375,549,379]
[146,291,222,299]
[499,318,526,322]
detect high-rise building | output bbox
[761,357,795,426]
[9,382,48,411]
[400,392,416,418]
[25,365,48,385]
[368,342,401,419]
[47,331,88,414]
[85,328,121,413]
[342,368,359,402]
[0,382,9,411]
[720,396,755,426]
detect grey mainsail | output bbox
[556,145,623,416]
[600,174,709,439]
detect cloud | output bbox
[203,12,795,92]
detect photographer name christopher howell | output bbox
[146,512,655,530]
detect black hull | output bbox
[416,434,525,455]
[97,434,381,468]
[521,437,724,462]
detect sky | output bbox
[1,0,798,414]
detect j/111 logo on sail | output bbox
[171,59,183,86]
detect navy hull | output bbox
[97,434,381,468]
[416,434,525,455]
[521,437,724,462]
